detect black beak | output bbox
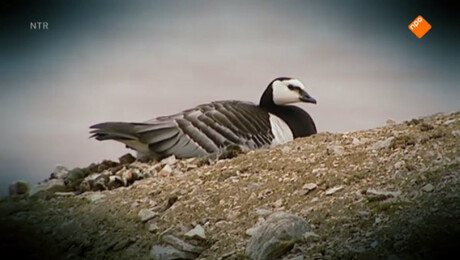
[299,90,317,104]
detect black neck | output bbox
[259,84,276,107]
[259,85,316,138]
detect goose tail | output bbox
[89,122,141,141]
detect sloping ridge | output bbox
[1,111,459,260]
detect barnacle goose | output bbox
[90,77,317,160]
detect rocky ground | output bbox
[1,111,459,260]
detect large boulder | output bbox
[246,212,311,260]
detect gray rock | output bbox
[371,137,394,150]
[246,212,311,260]
[303,231,320,241]
[421,183,435,192]
[119,153,136,164]
[273,199,284,208]
[327,145,344,156]
[352,138,361,146]
[302,183,317,191]
[30,179,67,197]
[394,161,405,170]
[184,224,206,239]
[54,192,75,196]
[371,240,379,248]
[151,245,197,260]
[365,188,400,201]
[452,130,460,137]
[162,235,204,254]
[248,182,261,192]
[255,208,273,217]
[444,119,456,125]
[325,185,344,196]
[311,167,326,175]
[9,180,30,196]
[159,165,173,177]
[50,165,69,179]
[246,226,261,237]
[246,217,265,236]
[281,146,292,154]
[161,155,177,165]
[96,159,119,172]
[85,192,106,202]
[139,208,158,222]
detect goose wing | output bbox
[90,101,275,159]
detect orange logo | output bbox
[408,15,431,38]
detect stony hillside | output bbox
[1,111,459,260]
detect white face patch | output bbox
[272,79,306,105]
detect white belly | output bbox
[268,114,294,147]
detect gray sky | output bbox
[0,0,459,195]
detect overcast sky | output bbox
[0,0,459,195]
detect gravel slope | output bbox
[1,111,459,260]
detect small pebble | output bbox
[139,209,158,222]
[159,165,173,177]
[281,146,292,153]
[371,137,394,150]
[444,119,456,125]
[394,161,405,170]
[421,184,435,192]
[452,130,460,137]
[161,155,177,165]
[352,138,361,145]
[302,183,317,191]
[85,193,106,202]
[255,208,273,217]
[119,153,136,164]
[184,224,206,239]
[325,185,344,196]
[274,199,284,208]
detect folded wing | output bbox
[90,101,274,159]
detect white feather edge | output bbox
[119,111,294,160]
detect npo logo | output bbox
[408,15,431,38]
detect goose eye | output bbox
[287,85,298,90]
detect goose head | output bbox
[259,77,317,107]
